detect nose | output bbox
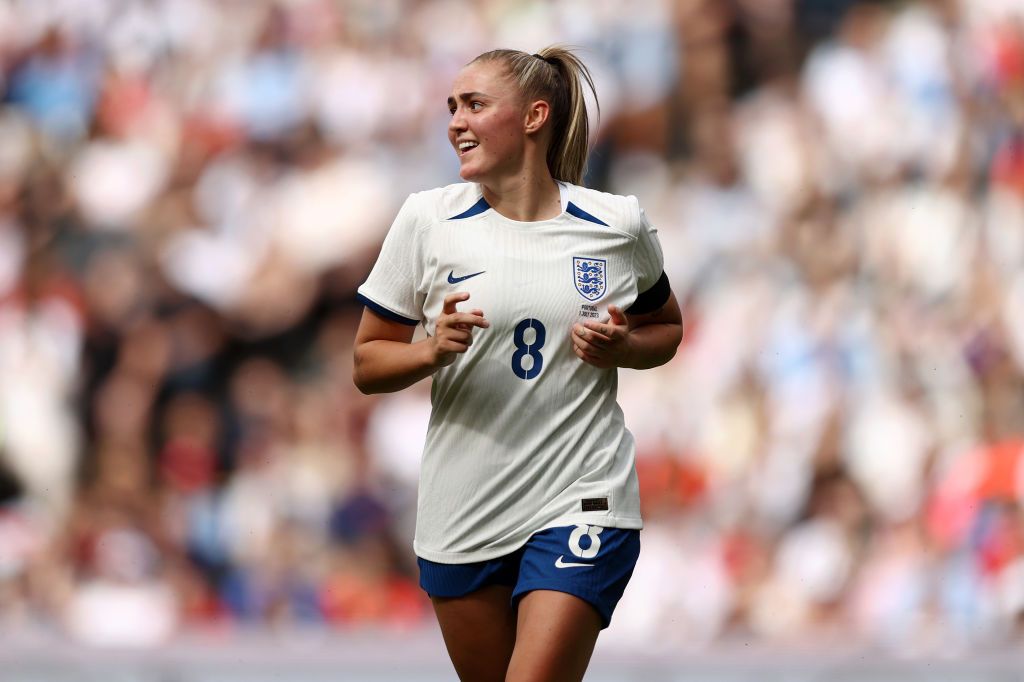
[449,107,467,136]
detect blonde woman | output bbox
[353,46,682,681]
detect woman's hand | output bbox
[571,304,631,369]
[430,292,489,368]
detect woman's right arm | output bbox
[352,292,488,394]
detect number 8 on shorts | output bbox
[568,525,603,559]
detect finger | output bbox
[439,312,486,329]
[573,344,592,360]
[573,344,607,368]
[444,339,473,352]
[608,304,627,326]
[588,315,626,335]
[575,323,611,347]
[442,292,471,315]
[439,327,475,344]
[437,337,471,353]
[455,309,487,331]
[447,312,489,329]
[438,343,470,357]
[581,322,615,340]
[572,332,605,356]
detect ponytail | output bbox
[471,46,599,186]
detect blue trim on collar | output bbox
[357,294,419,326]
[566,202,608,226]
[448,196,490,220]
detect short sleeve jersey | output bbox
[358,182,665,563]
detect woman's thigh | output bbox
[506,589,602,682]
[431,584,517,682]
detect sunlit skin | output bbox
[447,60,561,222]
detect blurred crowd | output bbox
[1,0,1023,654]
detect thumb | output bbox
[608,304,627,326]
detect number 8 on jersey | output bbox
[511,318,546,380]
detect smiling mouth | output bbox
[458,141,479,156]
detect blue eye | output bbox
[470,101,483,111]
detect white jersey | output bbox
[358,182,665,563]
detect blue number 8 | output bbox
[511,318,546,380]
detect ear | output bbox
[523,99,551,135]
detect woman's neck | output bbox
[481,172,562,222]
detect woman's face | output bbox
[447,61,526,184]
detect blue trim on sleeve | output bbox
[448,196,490,220]
[566,202,609,226]
[357,294,419,326]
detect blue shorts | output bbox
[417,525,640,628]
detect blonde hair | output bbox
[471,46,599,186]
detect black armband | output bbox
[626,271,670,315]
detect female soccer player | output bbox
[353,46,682,682]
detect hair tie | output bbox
[532,53,553,65]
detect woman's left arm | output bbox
[571,290,683,370]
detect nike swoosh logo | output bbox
[447,269,486,284]
[555,555,593,569]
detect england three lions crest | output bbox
[573,257,606,301]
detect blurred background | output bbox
[2,0,1024,678]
